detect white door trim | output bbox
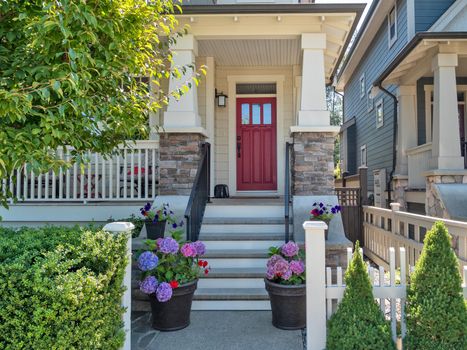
[227,75,285,196]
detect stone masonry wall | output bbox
[292,132,335,195]
[159,133,206,195]
[426,174,467,218]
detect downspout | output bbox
[376,84,398,206]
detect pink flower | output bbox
[290,260,305,275]
[281,241,300,257]
[180,243,197,257]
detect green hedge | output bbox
[0,226,128,350]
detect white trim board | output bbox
[227,75,285,196]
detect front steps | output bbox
[132,198,288,311]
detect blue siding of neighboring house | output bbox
[414,0,456,32]
[343,0,408,192]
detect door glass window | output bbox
[252,104,261,125]
[241,103,250,124]
[263,103,272,124]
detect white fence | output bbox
[407,143,432,189]
[363,204,467,269]
[2,140,159,203]
[304,221,467,350]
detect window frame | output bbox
[376,98,384,129]
[360,74,366,99]
[388,4,398,48]
[360,144,367,166]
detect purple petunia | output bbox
[180,243,197,258]
[137,251,159,271]
[281,241,300,257]
[140,276,158,294]
[290,260,305,275]
[159,237,179,254]
[144,202,152,211]
[192,241,206,256]
[156,282,173,302]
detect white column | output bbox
[205,57,216,196]
[431,53,463,169]
[164,34,201,128]
[396,85,417,175]
[298,33,330,126]
[304,220,328,350]
[103,221,135,350]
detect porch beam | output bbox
[431,53,464,169]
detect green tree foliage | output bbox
[326,86,342,166]
[327,241,395,350]
[405,222,467,350]
[0,0,203,205]
[0,226,128,349]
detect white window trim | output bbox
[388,4,398,48]
[360,74,365,99]
[367,87,374,112]
[360,144,367,166]
[376,98,384,129]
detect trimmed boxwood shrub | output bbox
[405,221,467,350]
[0,226,128,350]
[327,242,395,350]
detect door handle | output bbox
[237,143,241,158]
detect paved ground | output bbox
[132,311,305,350]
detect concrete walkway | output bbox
[132,311,305,350]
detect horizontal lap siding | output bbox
[414,0,456,32]
[343,0,408,192]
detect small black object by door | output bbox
[214,184,229,198]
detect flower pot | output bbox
[145,220,166,240]
[264,279,306,330]
[149,280,197,331]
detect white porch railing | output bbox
[3,140,159,202]
[363,204,467,269]
[407,142,432,189]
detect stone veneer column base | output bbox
[425,173,467,218]
[292,132,335,195]
[392,176,408,211]
[159,133,206,196]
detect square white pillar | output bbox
[297,33,330,127]
[164,34,201,128]
[396,85,417,175]
[431,53,463,169]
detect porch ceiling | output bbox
[380,37,467,86]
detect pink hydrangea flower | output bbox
[290,260,305,275]
[180,243,197,257]
[281,241,299,257]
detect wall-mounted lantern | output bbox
[215,89,228,107]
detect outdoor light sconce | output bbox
[215,89,228,107]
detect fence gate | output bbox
[335,167,367,246]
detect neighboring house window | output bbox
[376,98,384,128]
[367,88,374,112]
[360,74,365,98]
[388,5,397,47]
[360,144,367,166]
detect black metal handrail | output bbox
[462,141,467,169]
[284,142,293,243]
[185,142,211,242]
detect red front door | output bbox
[236,98,277,191]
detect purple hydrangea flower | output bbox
[180,243,197,257]
[290,260,305,275]
[281,241,300,257]
[192,241,206,256]
[140,276,158,294]
[159,237,179,254]
[156,282,173,302]
[266,266,275,280]
[282,268,292,280]
[267,254,285,269]
[137,251,159,271]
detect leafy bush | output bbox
[327,242,395,350]
[108,214,145,238]
[405,222,467,350]
[0,226,128,350]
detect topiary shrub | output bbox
[0,226,128,350]
[405,221,467,350]
[327,241,395,350]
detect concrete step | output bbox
[202,217,287,225]
[198,277,264,289]
[199,231,284,241]
[204,239,282,250]
[204,248,269,259]
[200,224,287,234]
[204,205,284,218]
[132,298,271,311]
[194,287,268,300]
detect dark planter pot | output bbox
[149,280,197,331]
[264,279,306,330]
[145,220,166,240]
